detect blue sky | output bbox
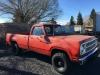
[57,0,100,24]
[0,0,100,24]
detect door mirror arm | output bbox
[39,35,50,43]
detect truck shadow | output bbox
[19,51,51,64]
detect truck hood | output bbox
[64,35,94,42]
[52,35,95,43]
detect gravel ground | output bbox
[0,48,61,75]
[0,46,100,75]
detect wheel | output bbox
[52,52,71,74]
[11,43,20,55]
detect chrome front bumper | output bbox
[79,47,98,65]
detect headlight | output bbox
[80,45,86,55]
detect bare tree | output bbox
[0,0,61,26]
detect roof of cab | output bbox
[32,22,60,27]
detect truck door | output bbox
[29,26,50,55]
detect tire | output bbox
[52,52,71,74]
[11,42,20,55]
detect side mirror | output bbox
[40,35,50,41]
[40,35,47,39]
[44,35,50,42]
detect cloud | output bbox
[57,19,68,25]
[0,19,6,23]
[0,18,12,23]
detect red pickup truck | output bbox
[6,23,98,74]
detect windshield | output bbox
[44,25,72,35]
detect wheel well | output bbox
[51,49,69,58]
[10,41,17,45]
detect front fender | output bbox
[50,46,73,61]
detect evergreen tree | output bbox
[70,16,75,25]
[77,12,83,25]
[90,8,96,31]
[90,8,96,19]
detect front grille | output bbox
[82,39,97,53]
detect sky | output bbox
[57,0,100,25]
[0,0,100,24]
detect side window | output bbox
[32,27,44,35]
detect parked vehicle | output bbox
[6,22,98,74]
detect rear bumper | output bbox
[79,47,98,65]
